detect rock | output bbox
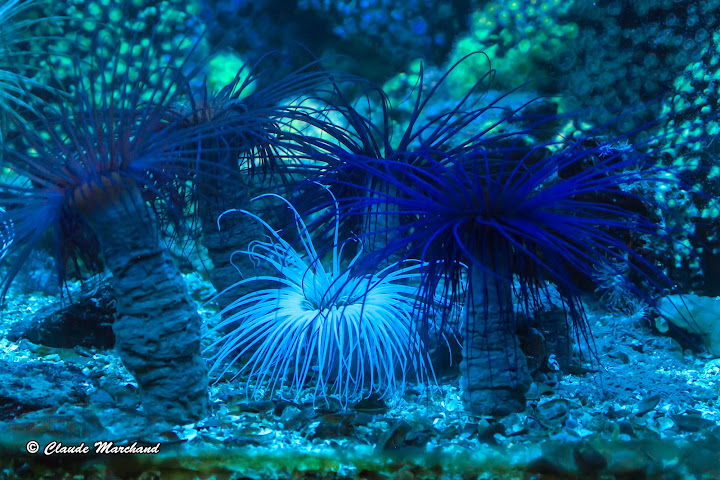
[310,412,356,439]
[404,430,431,448]
[518,300,573,372]
[87,389,115,405]
[535,398,570,427]
[612,350,631,363]
[272,400,297,417]
[0,358,89,420]
[353,393,388,413]
[279,406,302,429]
[477,421,505,444]
[358,470,389,480]
[618,419,635,437]
[7,283,116,349]
[377,420,412,451]
[520,327,547,373]
[634,394,661,416]
[658,294,720,356]
[671,414,716,432]
[528,442,576,477]
[608,449,649,480]
[573,444,607,476]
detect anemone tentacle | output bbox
[165,56,338,315]
[292,53,542,265]
[204,190,434,407]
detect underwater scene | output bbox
[0,0,720,478]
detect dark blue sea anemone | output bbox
[319,104,677,415]
[0,23,222,423]
[294,54,536,257]
[162,54,337,312]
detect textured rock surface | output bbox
[7,283,116,349]
[0,359,89,421]
[82,185,209,424]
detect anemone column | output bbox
[197,169,287,314]
[75,175,208,423]
[459,258,531,416]
[361,183,406,265]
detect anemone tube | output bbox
[169,61,334,314]
[0,23,213,424]
[460,245,532,415]
[71,174,209,422]
[292,57,556,412]
[2,128,211,423]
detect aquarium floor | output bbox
[0,278,719,480]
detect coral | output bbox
[646,25,720,295]
[557,1,718,126]
[198,0,333,86]
[0,0,55,141]
[200,0,468,84]
[19,0,208,110]
[438,1,718,135]
[204,192,433,406]
[204,50,248,95]
[445,0,577,97]
[296,0,466,80]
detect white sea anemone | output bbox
[204,191,433,406]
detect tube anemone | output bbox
[321,105,678,415]
[204,192,433,407]
[292,54,679,415]
[165,56,334,314]
[0,24,218,423]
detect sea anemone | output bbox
[204,190,433,407]
[322,105,677,415]
[165,55,336,313]
[0,23,221,423]
[292,54,534,261]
